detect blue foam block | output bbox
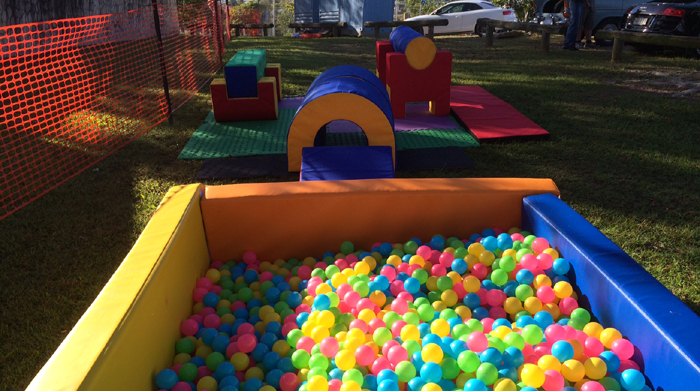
[224,49,267,98]
[300,146,395,182]
[522,193,700,390]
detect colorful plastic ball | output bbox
[580,381,605,391]
[522,324,543,345]
[280,373,300,391]
[551,340,575,362]
[156,369,179,390]
[181,319,199,337]
[335,350,356,371]
[308,375,329,391]
[320,337,339,357]
[599,351,621,372]
[542,370,564,391]
[198,376,218,391]
[620,369,645,391]
[420,362,443,383]
[292,349,311,369]
[611,338,635,360]
[421,343,444,363]
[464,379,487,391]
[238,334,257,353]
[476,362,499,385]
[466,332,488,353]
[584,357,607,380]
[520,364,545,388]
[561,359,586,382]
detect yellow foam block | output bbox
[405,36,437,70]
[27,184,210,391]
[287,93,395,172]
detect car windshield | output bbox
[480,2,498,7]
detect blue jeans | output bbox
[564,1,584,48]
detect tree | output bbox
[402,0,447,18]
[490,0,536,21]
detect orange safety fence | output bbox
[0,1,230,219]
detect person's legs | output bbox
[564,1,584,49]
[578,6,590,43]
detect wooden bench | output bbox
[363,19,450,40]
[230,23,275,37]
[595,30,700,62]
[476,18,568,52]
[288,22,348,37]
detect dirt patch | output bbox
[608,68,700,98]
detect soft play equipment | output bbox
[450,86,550,141]
[299,146,395,181]
[377,26,452,119]
[287,65,395,172]
[210,49,282,122]
[26,178,700,390]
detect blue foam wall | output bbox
[521,193,700,391]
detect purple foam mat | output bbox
[278,97,304,110]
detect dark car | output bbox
[621,0,700,54]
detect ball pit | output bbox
[156,228,654,391]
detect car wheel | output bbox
[474,24,483,37]
[594,20,620,46]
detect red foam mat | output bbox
[450,86,549,142]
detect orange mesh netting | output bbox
[0,1,228,218]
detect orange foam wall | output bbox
[200,178,560,262]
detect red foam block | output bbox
[211,77,278,122]
[385,51,452,118]
[264,65,282,102]
[376,41,394,85]
[450,85,550,141]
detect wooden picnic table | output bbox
[364,19,449,40]
[288,22,347,37]
[476,18,568,52]
[595,30,700,62]
[230,23,275,37]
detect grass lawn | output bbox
[0,34,699,390]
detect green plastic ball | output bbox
[491,269,508,286]
[341,241,355,255]
[176,338,195,355]
[178,362,198,382]
[395,361,417,382]
[292,349,310,369]
[437,276,454,292]
[476,362,499,385]
[440,357,460,380]
[522,324,544,345]
[457,350,480,373]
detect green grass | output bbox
[1,35,699,390]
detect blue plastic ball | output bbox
[296,312,310,327]
[263,351,281,370]
[463,293,481,309]
[251,343,269,362]
[201,328,219,346]
[220,375,240,390]
[516,315,536,328]
[278,357,295,373]
[233,308,249,320]
[480,348,502,366]
[551,340,575,362]
[430,236,446,251]
[516,269,535,286]
[472,307,489,320]
[377,369,399,384]
[534,311,554,329]
[407,377,427,391]
[265,321,282,337]
[260,332,278,349]
[599,351,621,372]
[212,334,231,354]
[243,378,264,391]
[329,367,343,380]
[266,369,284,389]
[203,292,220,308]
[451,258,468,274]
[378,379,400,391]
[214,362,236,380]
[419,361,442,383]
[404,277,421,294]
[265,287,281,303]
[379,243,394,257]
[552,258,570,275]
[243,270,259,284]
[464,378,487,391]
[364,374,379,391]
[481,236,498,252]
[313,294,331,311]
[503,346,525,368]
[492,319,511,330]
[620,369,646,391]
[497,233,514,251]
[189,356,206,367]
[155,369,179,390]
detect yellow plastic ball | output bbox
[331,273,348,287]
[422,343,444,363]
[260,386,276,391]
[318,310,336,328]
[195,345,213,359]
[273,340,291,356]
[542,303,561,319]
[583,322,604,338]
[335,350,356,370]
[537,355,562,372]
[468,243,486,256]
[432,301,447,312]
[230,352,250,371]
[298,368,309,382]
[245,366,264,381]
[561,359,586,382]
[192,302,205,315]
[205,269,221,284]
[173,353,191,365]
[455,306,472,320]
[494,378,517,391]
[387,255,402,267]
[342,268,357,278]
[441,290,458,307]
[456,372,475,388]
[365,341,380,354]
[249,281,261,292]
[463,275,481,293]
[358,308,376,323]
[524,297,543,314]
[502,249,517,258]
[520,364,545,388]
[465,254,480,271]
[533,274,552,289]
[447,271,462,285]
[311,325,330,343]
[354,261,371,275]
[421,383,443,391]
[479,251,495,266]
[344,336,364,352]
[553,281,573,298]
[600,328,622,348]
[504,297,523,314]
[340,382,362,391]
[197,376,218,391]
[409,255,426,267]
[543,248,559,260]
[346,328,365,341]
[401,324,421,341]
[220,313,235,324]
[370,291,386,307]
[491,325,511,340]
[431,319,451,338]
[315,283,332,296]
[426,276,439,291]
[308,375,329,391]
[584,357,608,380]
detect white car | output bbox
[406,0,518,35]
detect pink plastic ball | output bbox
[296,336,315,353]
[472,264,488,280]
[371,357,392,375]
[200,307,215,318]
[431,264,447,277]
[406,264,422,275]
[189,314,204,324]
[391,299,408,314]
[545,325,566,343]
[237,323,255,335]
[237,334,257,353]
[520,254,539,271]
[296,304,311,314]
[382,340,400,356]
[334,259,348,270]
[563,325,578,340]
[429,250,441,264]
[391,320,407,337]
[416,246,432,260]
[280,373,300,391]
[396,292,413,302]
[536,253,554,270]
[543,369,565,391]
[320,337,340,357]
[357,298,374,312]
[387,345,408,365]
[356,345,376,366]
[489,306,507,319]
[535,341,552,356]
[349,319,369,333]
[231,301,246,311]
[584,337,605,357]
[559,297,579,315]
[329,379,342,391]
[226,342,239,357]
[487,290,504,307]
[453,284,467,299]
[196,277,214,290]
[611,339,635,360]
[380,267,397,281]
[524,354,539,365]
[344,291,361,307]
[193,287,208,303]
[282,323,298,336]
[618,359,640,372]
[511,233,525,242]
[531,238,550,254]
[203,314,221,329]
[467,331,489,353]
[346,254,359,264]
[439,252,455,268]
[181,319,199,336]
[242,251,257,264]
[537,286,556,304]
[580,381,605,391]
[297,265,312,280]
[172,382,192,391]
[369,318,387,333]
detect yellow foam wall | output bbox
[27,184,210,391]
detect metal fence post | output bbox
[151,0,174,125]
[213,0,223,65]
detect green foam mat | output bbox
[179,111,479,160]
